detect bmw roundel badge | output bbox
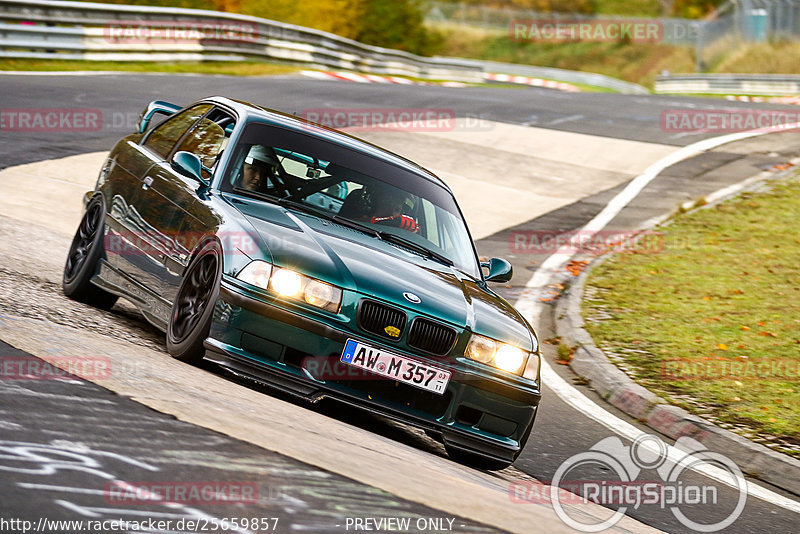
[403,292,421,304]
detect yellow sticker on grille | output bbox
[384,326,401,338]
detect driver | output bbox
[369,185,418,233]
[237,145,279,192]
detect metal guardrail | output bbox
[0,0,653,94]
[481,61,649,94]
[0,0,485,81]
[5,0,796,97]
[655,74,800,95]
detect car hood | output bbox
[231,198,533,350]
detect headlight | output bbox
[304,279,337,308]
[465,334,495,364]
[465,333,530,376]
[237,260,272,289]
[270,268,303,298]
[495,344,527,373]
[237,263,342,313]
[523,352,540,381]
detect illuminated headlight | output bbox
[237,263,342,313]
[465,333,530,375]
[270,268,303,298]
[237,260,272,289]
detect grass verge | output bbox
[430,23,800,89]
[0,59,299,76]
[582,173,800,456]
[0,57,606,92]
[429,22,695,88]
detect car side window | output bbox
[143,104,212,160]
[174,107,235,178]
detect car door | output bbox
[113,104,212,304]
[102,140,163,276]
[137,106,234,306]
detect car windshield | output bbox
[220,123,480,278]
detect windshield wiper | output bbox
[280,205,452,266]
[377,232,454,266]
[277,196,331,219]
[331,215,380,237]
[277,201,382,240]
[333,216,452,265]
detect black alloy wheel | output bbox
[167,240,222,363]
[62,196,118,309]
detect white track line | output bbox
[515,123,800,514]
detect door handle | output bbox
[142,176,154,191]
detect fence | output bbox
[425,2,700,46]
[425,0,800,72]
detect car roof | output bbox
[202,96,453,194]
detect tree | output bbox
[348,0,439,54]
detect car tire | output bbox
[445,445,512,471]
[167,240,222,363]
[62,196,119,310]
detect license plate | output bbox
[340,339,451,395]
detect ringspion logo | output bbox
[514,434,747,532]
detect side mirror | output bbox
[171,151,207,184]
[482,258,513,283]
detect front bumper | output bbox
[206,278,541,462]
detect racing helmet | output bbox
[245,145,278,169]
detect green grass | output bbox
[595,0,663,16]
[0,56,615,92]
[429,23,695,88]
[0,59,299,76]
[430,21,800,89]
[583,174,800,455]
[713,41,800,74]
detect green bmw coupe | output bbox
[63,96,541,469]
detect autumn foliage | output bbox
[89,0,439,54]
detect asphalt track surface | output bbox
[2,73,800,533]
